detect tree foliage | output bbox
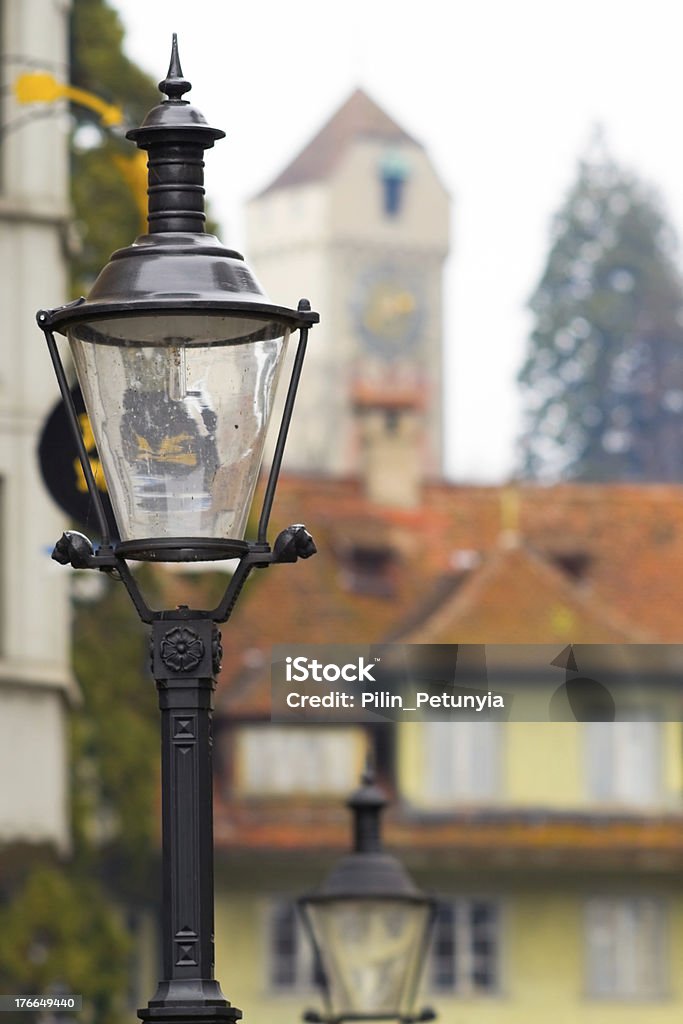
[0,866,131,1024]
[518,142,683,481]
[69,0,218,296]
[70,571,161,891]
[69,0,159,296]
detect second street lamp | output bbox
[300,770,437,1024]
[37,37,317,1024]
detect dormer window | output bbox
[378,149,410,217]
[550,550,592,581]
[340,543,398,597]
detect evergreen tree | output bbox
[518,142,683,481]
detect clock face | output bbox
[352,265,424,358]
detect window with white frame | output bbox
[267,900,323,992]
[234,726,362,796]
[428,899,500,995]
[585,720,661,805]
[421,721,501,806]
[585,897,667,999]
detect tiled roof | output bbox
[213,802,683,870]
[154,475,683,856]
[255,87,418,197]
[169,476,683,718]
[400,541,647,644]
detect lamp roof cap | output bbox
[126,34,225,144]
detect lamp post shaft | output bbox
[158,674,216,983]
[139,618,240,1024]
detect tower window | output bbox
[378,150,410,218]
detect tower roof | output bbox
[257,87,419,196]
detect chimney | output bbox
[353,384,423,508]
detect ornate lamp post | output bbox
[299,770,436,1024]
[37,37,317,1024]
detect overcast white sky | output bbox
[109,0,683,482]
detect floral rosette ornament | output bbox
[160,626,205,673]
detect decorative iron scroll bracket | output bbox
[51,525,316,625]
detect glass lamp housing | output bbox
[302,897,432,1020]
[68,312,290,544]
[39,39,317,563]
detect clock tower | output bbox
[247,88,449,485]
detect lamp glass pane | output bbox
[68,314,290,542]
[305,900,430,1018]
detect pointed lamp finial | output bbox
[361,747,376,787]
[158,33,192,102]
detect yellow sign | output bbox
[135,433,198,467]
[14,71,124,127]
[73,413,107,493]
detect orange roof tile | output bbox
[167,475,683,854]
[183,477,683,719]
[213,801,683,871]
[401,541,649,644]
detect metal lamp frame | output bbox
[38,295,318,624]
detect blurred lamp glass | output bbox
[303,898,431,1019]
[68,312,290,544]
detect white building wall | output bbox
[0,0,74,853]
[0,688,69,844]
[329,142,449,250]
[247,183,335,473]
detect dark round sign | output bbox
[37,387,119,538]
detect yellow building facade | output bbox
[214,716,683,1024]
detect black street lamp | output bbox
[299,770,436,1024]
[37,37,317,1024]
